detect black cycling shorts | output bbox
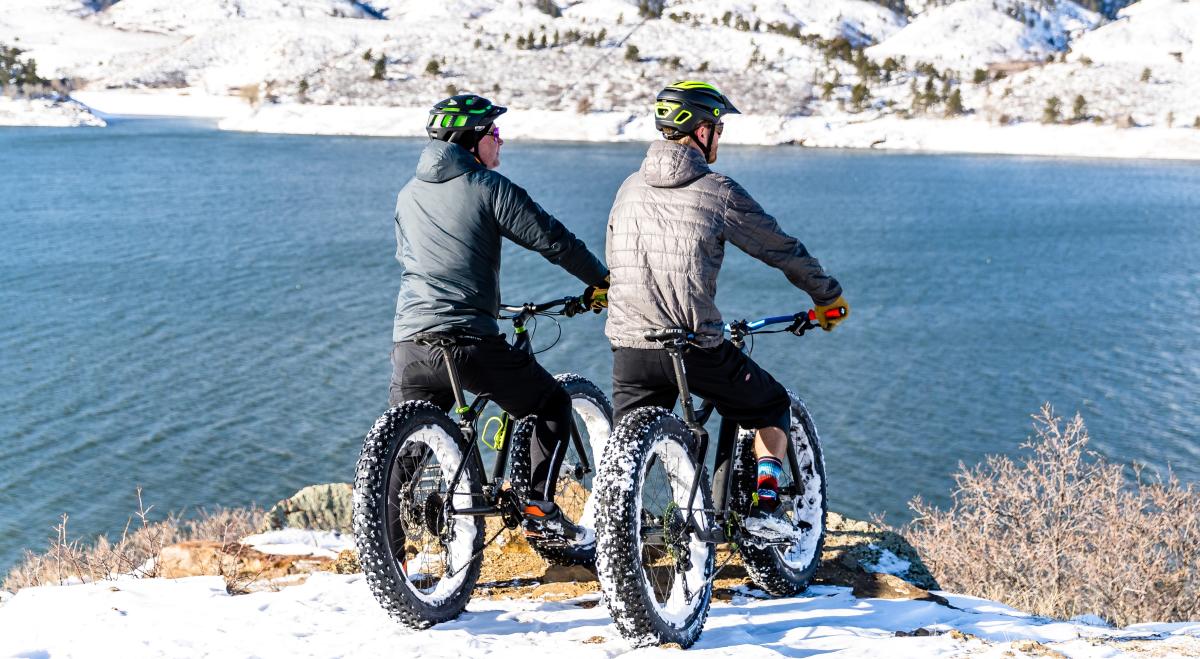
[611,341,791,430]
[389,334,558,418]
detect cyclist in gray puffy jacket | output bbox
[390,94,609,544]
[605,81,849,533]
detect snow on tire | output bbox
[732,392,827,596]
[595,407,715,649]
[509,373,613,567]
[352,401,484,628]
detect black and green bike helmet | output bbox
[654,81,739,160]
[427,94,507,149]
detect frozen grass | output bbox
[2,488,264,592]
[902,404,1200,626]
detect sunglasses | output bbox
[713,122,725,136]
[487,125,503,145]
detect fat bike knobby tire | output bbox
[509,373,613,567]
[595,407,716,649]
[353,401,485,628]
[730,391,827,596]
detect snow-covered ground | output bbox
[3,0,1199,159]
[2,572,1198,658]
[0,96,105,127]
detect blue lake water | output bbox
[1,118,1198,574]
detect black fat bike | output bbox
[353,296,613,628]
[595,307,843,648]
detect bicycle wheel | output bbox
[353,401,485,628]
[731,391,827,596]
[596,407,715,649]
[509,373,613,566]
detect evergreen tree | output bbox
[1140,67,1151,82]
[362,49,373,62]
[1072,95,1087,122]
[423,58,439,77]
[1043,96,1062,124]
[625,45,640,62]
[973,68,987,84]
[374,55,389,80]
[850,83,870,112]
[945,88,964,116]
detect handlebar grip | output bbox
[806,307,846,321]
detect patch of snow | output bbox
[72,88,253,118]
[0,0,181,79]
[101,0,377,36]
[0,96,106,127]
[2,577,1198,657]
[1071,0,1200,66]
[240,529,355,559]
[1071,613,1113,627]
[867,0,1100,69]
[860,545,912,576]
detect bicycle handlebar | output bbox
[727,305,846,337]
[498,295,582,318]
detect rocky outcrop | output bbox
[816,512,940,590]
[157,541,334,581]
[258,483,353,534]
[250,483,940,600]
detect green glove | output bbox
[814,295,849,331]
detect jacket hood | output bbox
[415,140,484,183]
[640,140,711,188]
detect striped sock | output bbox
[756,456,783,513]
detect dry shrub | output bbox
[902,404,1199,626]
[3,488,264,592]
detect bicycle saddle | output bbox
[644,328,697,343]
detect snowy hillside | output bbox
[3,572,1199,658]
[2,0,1198,158]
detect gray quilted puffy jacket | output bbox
[605,140,842,349]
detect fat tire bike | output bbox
[353,296,613,628]
[595,307,844,648]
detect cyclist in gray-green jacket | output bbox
[390,94,609,545]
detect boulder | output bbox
[852,572,949,605]
[258,483,353,534]
[816,511,939,590]
[157,540,333,581]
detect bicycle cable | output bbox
[531,312,563,355]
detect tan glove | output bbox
[814,295,849,331]
[582,275,610,313]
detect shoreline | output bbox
[6,89,1196,162]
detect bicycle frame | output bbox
[417,296,594,519]
[655,310,822,545]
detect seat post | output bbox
[437,345,470,417]
[666,342,697,427]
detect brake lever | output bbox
[786,313,816,337]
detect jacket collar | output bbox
[640,140,710,188]
[415,140,484,183]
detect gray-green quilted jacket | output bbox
[393,140,608,342]
[605,140,842,349]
